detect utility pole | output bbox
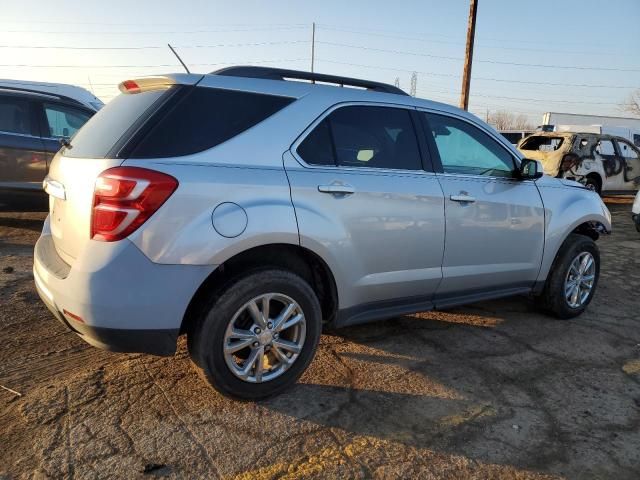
[410,72,417,97]
[460,0,478,111]
[311,22,316,74]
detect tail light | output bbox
[91,167,178,242]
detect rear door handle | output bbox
[318,184,355,195]
[450,194,476,203]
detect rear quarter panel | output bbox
[125,160,299,265]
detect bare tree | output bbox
[488,110,533,130]
[620,89,640,117]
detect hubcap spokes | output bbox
[564,252,596,308]
[223,293,306,383]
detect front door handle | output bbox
[450,194,476,203]
[318,184,355,195]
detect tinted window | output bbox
[44,103,91,138]
[330,107,421,170]
[424,113,515,177]
[297,119,335,166]
[130,87,294,158]
[0,96,31,135]
[65,88,168,158]
[297,106,422,170]
[501,132,522,144]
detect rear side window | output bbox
[129,87,294,158]
[64,88,168,158]
[296,119,335,166]
[297,106,423,170]
[0,96,31,135]
[43,103,92,138]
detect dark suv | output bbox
[0,84,99,210]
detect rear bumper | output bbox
[33,216,215,356]
[34,284,179,356]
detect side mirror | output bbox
[518,158,544,180]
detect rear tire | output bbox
[188,269,322,400]
[537,234,600,319]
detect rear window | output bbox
[64,88,169,158]
[519,135,565,152]
[129,87,294,158]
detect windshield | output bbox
[520,135,565,152]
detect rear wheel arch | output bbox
[181,243,339,336]
[584,173,602,194]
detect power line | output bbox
[0,58,308,69]
[2,26,307,35]
[0,20,307,27]
[316,23,620,49]
[0,40,310,50]
[415,88,617,106]
[316,41,640,72]
[316,59,638,89]
[315,25,626,57]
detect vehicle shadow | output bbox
[0,214,45,232]
[260,298,594,474]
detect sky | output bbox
[1,0,639,125]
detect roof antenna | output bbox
[168,43,190,74]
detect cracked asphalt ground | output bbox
[1,200,639,480]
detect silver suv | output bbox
[34,67,612,399]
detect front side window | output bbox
[0,96,31,135]
[423,113,515,177]
[297,105,422,170]
[44,103,92,138]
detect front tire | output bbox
[537,234,600,319]
[188,269,322,399]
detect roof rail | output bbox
[211,66,408,96]
[0,86,85,108]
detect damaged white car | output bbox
[518,132,640,195]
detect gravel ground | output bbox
[0,201,639,479]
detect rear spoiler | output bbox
[118,74,204,94]
[118,77,177,94]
